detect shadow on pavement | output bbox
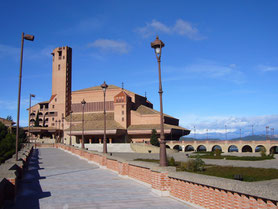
[4,149,51,209]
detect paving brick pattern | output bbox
[7,148,196,209]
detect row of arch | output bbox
[167,144,278,154]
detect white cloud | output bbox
[0,44,19,59]
[88,39,130,54]
[258,65,278,72]
[164,61,244,84]
[136,19,205,40]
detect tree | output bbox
[150,129,159,147]
[6,115,13,121]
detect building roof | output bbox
[73,84,135,96]
[0,117,15,127]
[65,112,124,131]
[135,105,176,119]
[69,120,124,131]
[127,124,189,131]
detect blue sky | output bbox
[0,0,278,139]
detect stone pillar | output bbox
[109,138,112,144]
[89,138,92,144]
[99,138,102,144]
[52,134,55,139]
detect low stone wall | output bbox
[130,143,178,154]
[0,144,33,208]
[57,143,278,209]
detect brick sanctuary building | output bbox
[27,46,190,144]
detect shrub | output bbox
[168,156,176,166]
[184,155,205,172]
[150,129,159,147]
[260,147,266,157]
[214,148,222,157]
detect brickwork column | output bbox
[150,167,175,196]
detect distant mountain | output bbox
[230,135,278,141]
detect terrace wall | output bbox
[57,144,278,209]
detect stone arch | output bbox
[255,145,266,152]
[211,145,222,152]
[173,145,182,151]
[228,145,238,152]
[184,145,194,152]
[197,145,207,152]
[242,145,252,152]
[270,146,278,154]
[166,145,170,149]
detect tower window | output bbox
[122,117,124,122]
[52,105,55,109]
[52,118,54,121]
[63,56,65,59]
[58,64,60,70]
[122,111,124,115]
[55,98,57,102]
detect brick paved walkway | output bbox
[6,148,197,209]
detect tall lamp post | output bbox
[58,120,61,143]
[28,94,35,141]
[69,110,73,146]
[101,81,108,153]
[151,36,167,167]
[15,33,34,161]
[81,99,86,149]
[62,116,65,144]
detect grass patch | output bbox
[190,154,274,161]
[134,158,278,182]
[195,165,278,182]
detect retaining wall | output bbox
[56,143,278,209]
[0,144,33,208]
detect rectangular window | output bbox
[58,64,60,70]
[52,118,54,121]
[52,105,55,109]
[122,105,124,108]
[122,111,124,115]
[55,98,57,102]
[63,56,65,59]
[122,117,124,122]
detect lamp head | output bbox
[81,99,86,106]
[24,34,35,41]
[151,36,165,56]
[101,81,108,93]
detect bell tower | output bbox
[51,46,72,117]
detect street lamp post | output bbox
[101,81,108,153]
[62,117,65,144]
[58,120,61,143]
[15,33,34,161]
[69,110,73,146]
[225,125,227,140]
[55,120,57,143]
[28,94,35,141]
[151,36,167,167]
[81,99,86,149]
